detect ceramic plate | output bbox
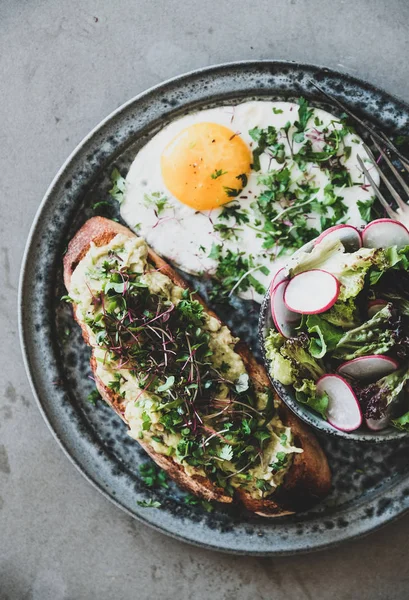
[19,61,409,555]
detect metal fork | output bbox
[311,81,409,225]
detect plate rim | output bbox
[18,59,409,556]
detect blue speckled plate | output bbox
[19,61,409,555]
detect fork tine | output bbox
[357,155,399,220]
[369,136,409,199]
[363,141,409,212]
[378,131,409,172]
[310,81,409,164]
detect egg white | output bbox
[121,101,380,303]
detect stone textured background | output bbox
[2,1,409,598]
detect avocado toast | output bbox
[63,217,331,516]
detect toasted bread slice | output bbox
[64,217,331,515]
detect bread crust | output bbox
[64,217,331,515]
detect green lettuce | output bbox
[333,247,384,301]
[264,331,293,385]
[280,334,325,381]
[369,245,409,284]
[289,237,343,275]
[289,237,380,301]
[265,330,285,351]
[306,314,343,358]
[265,331,325,387]
[296,384,329,419]
[321,297,360,329]
[265,330,328,419]
[391,411,409,431]
[331,304,395,360]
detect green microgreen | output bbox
[184,493,214,512]
[87,389,101,405]
[218,203,249,225]
[139,462,169,488]
[209,250,267,302]
[109,168,126,204]
[137,499,162,508]
[82,242,291,499]
[270,451,288,472]
[211,169,228,179]
[357,197,375,222]
[144,191,168,215]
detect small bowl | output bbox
[258,240,409,443]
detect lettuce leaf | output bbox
[295,380,329,419]
[331,304,395,360]
[264,330,293,385]
[321,297,360,329]
[368,245,409,284]
[288,237,380,301]
[306,314,343,358]
[333,248,383,301]
[280,334,325,381]
[391,411,409,431]
[265,330,328,419]
[357,365,409,420]
[265,330,325,388]
[373,269,409,317]
[265,329,286,351]
[289,238,344,276]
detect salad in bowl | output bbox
[260,219,409,439]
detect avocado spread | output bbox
[69,234,302,499]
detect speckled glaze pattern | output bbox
[19,61,409,555]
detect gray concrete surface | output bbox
[2,0,409,598]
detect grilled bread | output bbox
[64,217,331,516]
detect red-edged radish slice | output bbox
[366,414,391,431]
[316,374,362,432]
[270,280,300,338]
[362,219,409,249]
[315,224,362,252]
[269,267,287,293]
[284,269,340,314]
[367,299,388,319]
[337,355,398,382]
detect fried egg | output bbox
[121,101,379,303]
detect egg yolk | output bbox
[161,122,252,211]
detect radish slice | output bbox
[269,267,287,293]
[270,280,300,338]
[284,270,340,314]
[366,414,391,431]
[337,355,398,382]
[316,374,362,432]
[368,299,388,319]
[362,219,409,249]
[315,224,362,252]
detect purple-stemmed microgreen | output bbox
[84,255,281,496]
